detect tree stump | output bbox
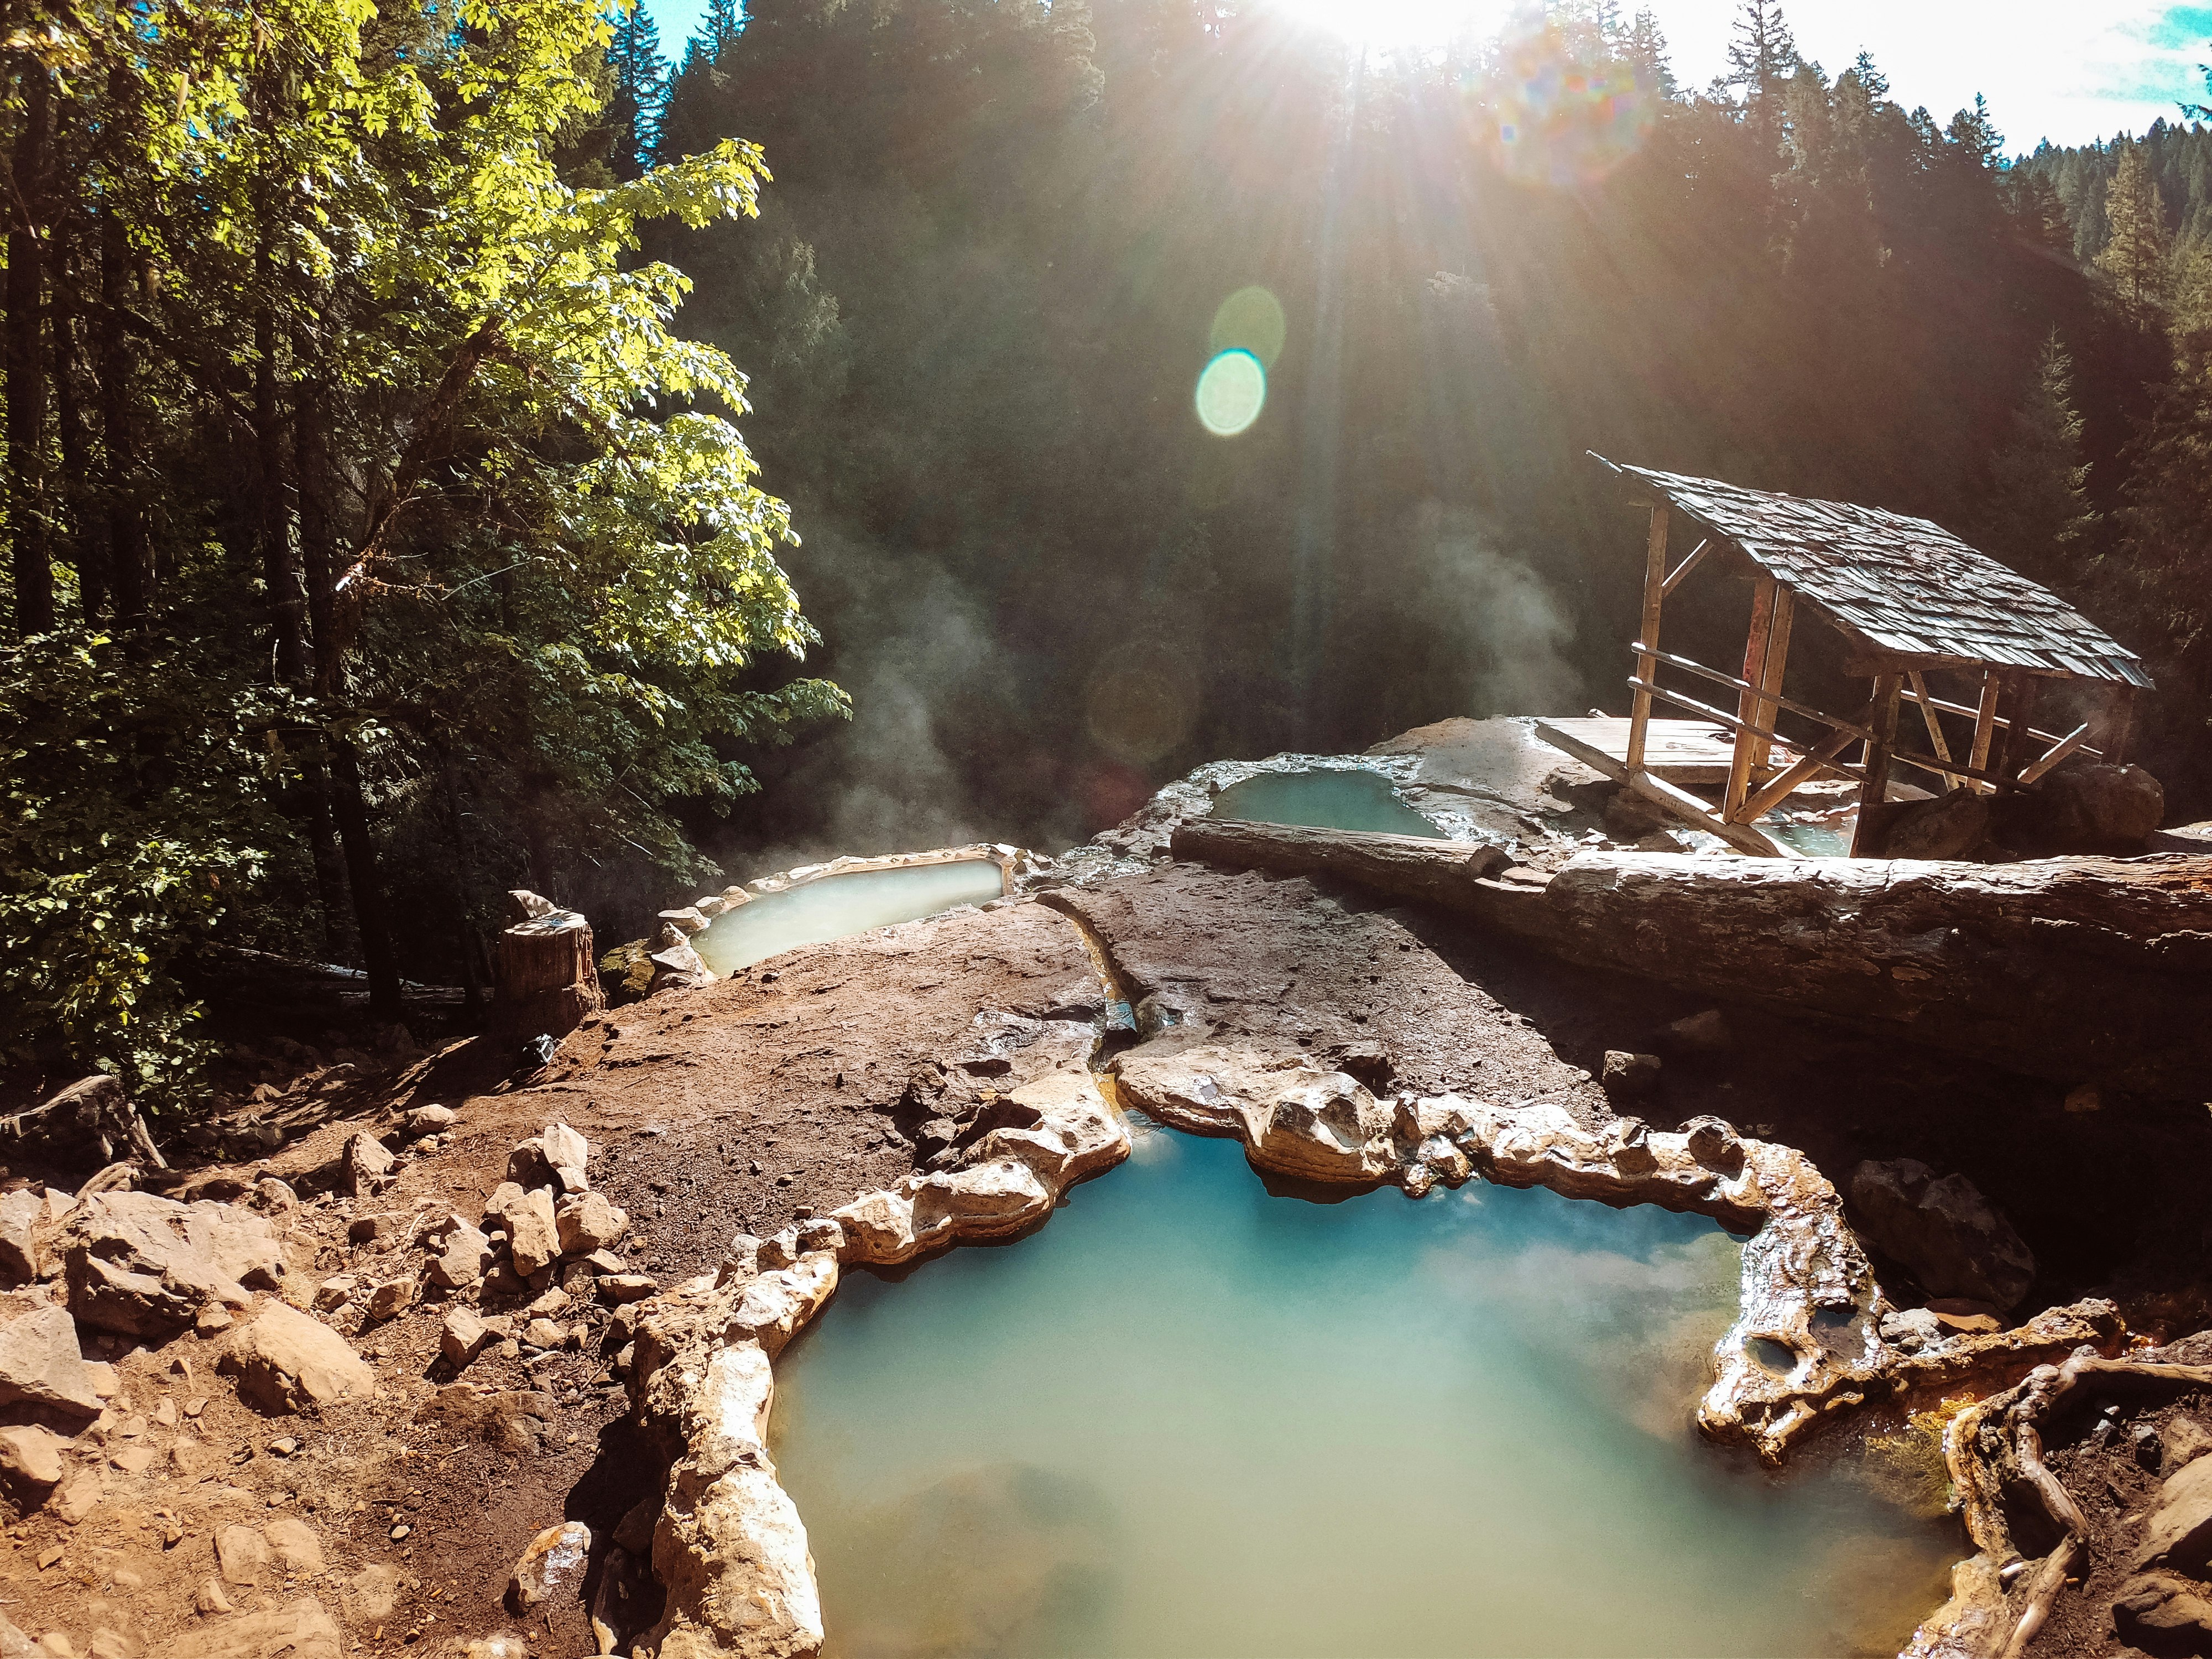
[493,890,605,1041]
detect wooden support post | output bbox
[1968,670,2001,781]
[1849,675,1902,857]
[1905,671,1963,792]
[1996,675,2043,786]
[1724,576,1778,822]
[1738,726,1861,823]
[1626,504,1669,774]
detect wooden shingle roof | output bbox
[1592,454,2153,689]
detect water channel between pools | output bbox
[771,1123,1955,1659]
[693,860,1008,977]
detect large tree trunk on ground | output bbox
[1169,820,2212,1098]
[492,890,604,1041]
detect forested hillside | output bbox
[641,0,2212,865]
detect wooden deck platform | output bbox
[1535,717,1740,786]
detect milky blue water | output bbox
[1209,768,1445,837]
[771,1125,1952,1658]
[692,860,1008,977]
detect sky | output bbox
[640,0,2212,151]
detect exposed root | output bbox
[1904,1354,2212,1657]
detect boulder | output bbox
[216,1522,272,1584]
[61,1192,285,1340]
[909,1161,1054,1241]
[398,1104,456,1139]
[554,1192,626,1256]
[0,1189,49,1282]
[0,1304,106,1427]
[2136,1454,2212,1574]
[2033,762,2166,852]
[219,1302,375,1414]
[1848,1159,2036,1311]
[364,1279,413,1322]
[2168,1416,2212,1470]
[166,1599,341,1659]
[263,1515,325,1574]
[540,1123,589,1191]
[0,1423,66,1494]
[831,1192,917,1265]
[342,1132,394,1197]
[507,1520,591,1614]
[486,1185,559,1277]
[1657,1009,1732,1053]
[1600,1051,1661,1100]
[2112,1571,2212,1648]
[1682,1115,1747,1175]
[1884,788,1991,861]
[425,1222,496,1291]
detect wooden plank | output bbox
[1629,643,1878,744]
[1536,716,1741,784]
[1725,576,1779,821]
[1738,727,1863,822]
[1849,675,1902,857]
[1626,504,1670,773]
[1968,669,2001,775]
[1900,680,2103,760]
[1533,718,1631,785]
[1628,676,1800,756]
[2019,722,2093,786]
[1905,670,1965,792]
[1661,538,1712,597]
[1628,769,1784,857]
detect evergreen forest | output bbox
[4,0,2211,1096]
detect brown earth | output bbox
[6,864,2211,1657]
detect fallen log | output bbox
[1168,820,2212,1097]
[0,1073,168,1174]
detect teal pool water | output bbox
[1209,768,1445,837]
[693,860,1008,977]
[771,1126,1952,1658]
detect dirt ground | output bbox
[6,864,2211,1657]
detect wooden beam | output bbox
[1738,726,1863,823]
[1898,681,2104,759]
[1968,670,2001,776]
[1905,670,1964,792]
[2019,722,2093,786]
[1532,718,1782,855]
[1629,769,1784,857]
[1628,644,1879,744]
[1661,538,1712,597]
[1628,677,1805,764]
[1724,576,1780,821]
[1849,675,1902,857]
[1626,504,1669,773]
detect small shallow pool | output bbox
[692,860,1008,977]
[771,1124,1950,1658]
[1209,769,1445,838]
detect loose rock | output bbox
[553,1191,625,1256]
[215,1522,270,1585]
[2112,1571,2212,1647]
[440,1308,492,1370]
[507,1520,591,1613]
[263,1515,325,1574]
[2135,1453,2212,1574]
[486,1185,559,1277]
[61,1192,284,1340]
[165,1599,340,1659]
[1848,1158,2037,1311]
[342,1132,395,1197]
[398,1104,456,1139]
[425,1221,497,1291]
[0,1423,66,1494]
[218,1301,376,1414]
[1600,1050,1661,1099]
[364,1279,413,1322]
[0,1304,107,1427]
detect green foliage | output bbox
[0,0,842,1090]
[0,632,289,1095]
[1977,332,2098,588]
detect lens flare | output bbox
[1478,19,1656,187]
[1195,349,1266,437]
[1210,286,1287,367]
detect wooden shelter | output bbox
[1536,455,2153,857]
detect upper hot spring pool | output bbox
[693,859,1008,977]
[1209,768,1445,838]
[770,1124,1952,1658]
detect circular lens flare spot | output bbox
[1195,349,1266,437]
[1210,286,1287,366]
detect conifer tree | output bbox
[2099,143,2174,319]
[1623,9,1676,100]
[609,3,672,176]
[1979,331,2097,587]
[1723,0,1797,113]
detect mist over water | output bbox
[771,1126,1953,1658]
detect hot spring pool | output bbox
[693,859,1009,977]
[770,1124,1952,1658]
[1209,768,1445,838]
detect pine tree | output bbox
[1723,0,1797,111]
[1623,9,1676,100]
[609,3,671,176]
[2099,143,2174,319]
[1979,331,2098,587]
